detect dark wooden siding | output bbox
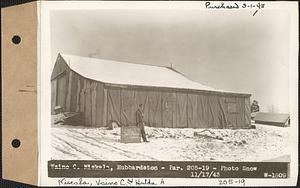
[51,54,70,113]
[104,86,250,128]
[148,91,162,127]
[51,54,69,80]
[176,92,188,128]
[71,74,106,126]
[51,79,57,114]
[51,55,250,128]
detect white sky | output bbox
[50,9,290,113]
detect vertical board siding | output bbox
[91,82,97,126]
[162,92,176,128]
[84,80,92,126]
[65,71,73,111]
[51,79,57,114]
[208,95,219,128]
[75,75,81,112]
[120,89,136,126]
[56,74,249,129]
[187,94,198,128]
[217,96,229,128]
[119,89,149,126]
[226,97,237,128]
[95,83,104,126]
[64,71,70,109]
[69,72,78,112]
[236,97,244,128]
[244,97,251,127]
[107,88,121,124]
[103,88,108,126]
[197,95,209,128]
[148,91,162,127]
[176,93,188,128]
[79,78,86,113]
[56,73,68,110]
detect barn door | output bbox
[162,92,176,128]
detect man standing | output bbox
[136,104,149,142]
[251,100,260,120]
[251,100,260,113]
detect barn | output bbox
[51,53,251,129]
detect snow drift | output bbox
[51,122,290,162]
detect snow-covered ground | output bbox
[51,121,290,162]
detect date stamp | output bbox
[205,2,266,16]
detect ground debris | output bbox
[194,129,224,140]
[52,112,83,125]
[107,121,120,130]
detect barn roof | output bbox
[59,53,250,96]
[254,112,290,126]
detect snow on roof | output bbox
[255,112,290,123]
[59,53,245,94]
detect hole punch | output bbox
[11,139,21,148]
[12,35,21,44]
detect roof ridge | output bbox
[60,53,171,70]
[60,53,210,86]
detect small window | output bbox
[228,102,237,113]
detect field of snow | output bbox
[51,121,290,162]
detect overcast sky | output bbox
[50,9,290,113]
